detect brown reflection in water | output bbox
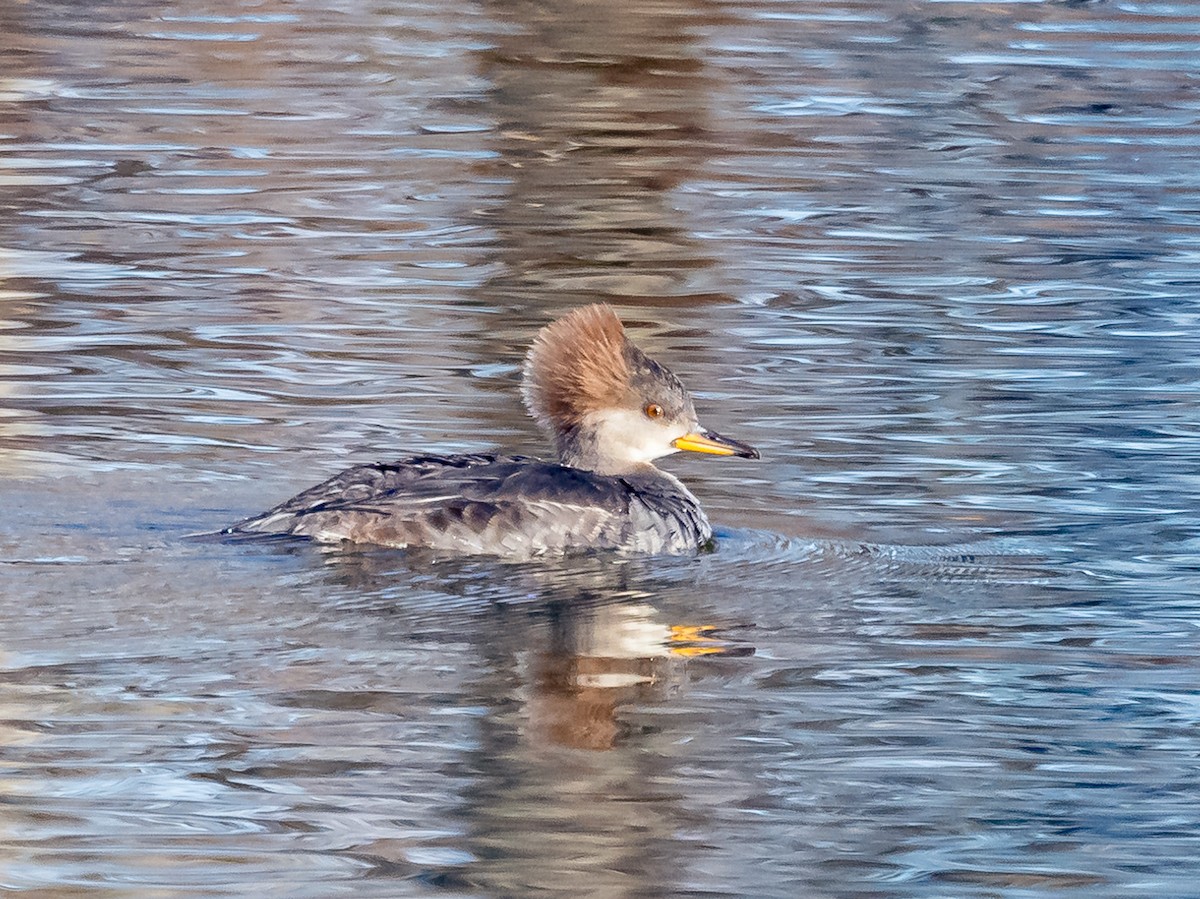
[314,546,754,892]
[471,0,729,314]
[527,600,729,752]
[461,0,735,405]
[456,593,752,895]
[0,279,49,475]
[457,0,741,447]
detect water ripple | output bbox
[2,0,1199,895]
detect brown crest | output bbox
[521,305,633,432]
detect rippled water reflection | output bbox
[3,0,1199,896]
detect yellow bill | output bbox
[672,429,759,459]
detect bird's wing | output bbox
[226,454,640,555]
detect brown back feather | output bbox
[521,304,632,432]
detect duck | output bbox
[224,304,758,557]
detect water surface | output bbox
[2,0,1199,896]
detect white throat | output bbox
[557,408,686,475]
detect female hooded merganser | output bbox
[225,304,758,556]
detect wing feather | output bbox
[225,454,663,556]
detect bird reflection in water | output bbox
[274,541,758,892]
[310,544,753,755]
[527,598,752,751]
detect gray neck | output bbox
[554,423,650,477]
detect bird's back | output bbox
[225,453,711,557]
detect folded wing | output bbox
[224,453,674,556]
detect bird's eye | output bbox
[644,403,664,420]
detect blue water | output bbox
[1,0,1198,895]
